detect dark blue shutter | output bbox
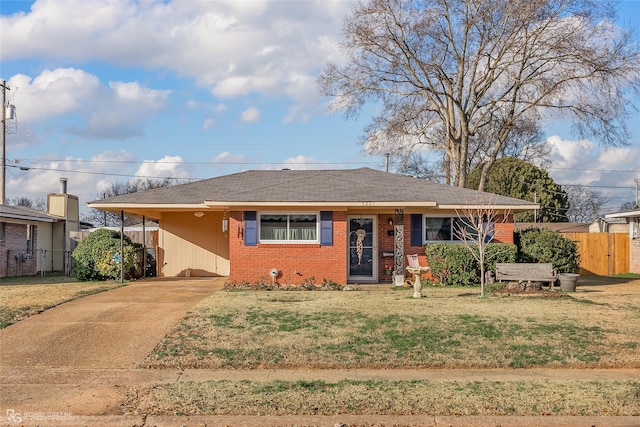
[320,211,333,246]
[410,214,423,246]
[244,211,257,246]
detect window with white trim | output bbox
[259,213,318,242]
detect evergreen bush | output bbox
[72,229,135,281]
[515,228,580,273]
[425,243,516,286]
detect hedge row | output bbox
[424,228,579,286]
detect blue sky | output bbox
[1,0,639,216]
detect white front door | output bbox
[348,216,377,282]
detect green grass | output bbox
[609,273,640,279]
[148,299,621,369]
[0,272,79,285]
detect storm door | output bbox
[348,216,377,282]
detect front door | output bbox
[348,216,377,282]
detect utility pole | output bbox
[1,80,9,205]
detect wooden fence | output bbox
[562,232,629,276]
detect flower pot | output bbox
[558,273,579,292]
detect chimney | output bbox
[60,177,68,194]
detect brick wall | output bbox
[0,222,37,278]
[493,214,514,244]
[229,211,347,284]
[228,210,516,285]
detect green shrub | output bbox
[425,243,517,286]
[515,228,580,273]
[72,229,135,281]
[485,243,518,271]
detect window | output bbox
[424,216,493,243]
[0,222,4,242]
[259,213,318,242]
[26,224,36,254]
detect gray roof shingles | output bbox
[89,168,536,207]
[0,204,58,222]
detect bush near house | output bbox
[425,229,580,286]
[425,243,517,286]
[515,228,580,274]
[71,229,135,281]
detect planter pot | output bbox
[558,273,579,291]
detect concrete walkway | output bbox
[1,278,638,427]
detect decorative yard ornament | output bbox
[356,228,366,265]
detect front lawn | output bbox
[129,278,640,417]
[0,275,125,328]
[143,282,640,370]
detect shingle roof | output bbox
[514,222,590,233]
[0,204,58,222]
[89,168,537,208]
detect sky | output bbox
[1,0,639,219]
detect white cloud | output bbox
[6,150,137,205]
[261,155,331,170]
[134,156,192,179]
[212,152,247,164]
[545,135,639,210]
[1,0,351,121]
[203,118,215,130]
[8,69,101,121]
[7,69,170,140]
[240,107,261,123]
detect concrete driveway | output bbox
[0,278,223,418]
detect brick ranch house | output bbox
[88,168,538,284]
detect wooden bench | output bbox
[495,263,557,289]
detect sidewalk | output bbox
[1,278,638,426]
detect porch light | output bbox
[194,211,204,218]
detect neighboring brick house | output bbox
[89,168,538,284]
[1,179,80,278]
[0,205,54,277]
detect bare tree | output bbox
[454,200,512,298]
[564,185,612,222]
[83,178,179,227]
[319,0,640,190]
[6,197,47,211]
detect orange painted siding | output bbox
[158,211,229,277]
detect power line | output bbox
[7,163,637,191]
[13,158,378,166]
[6,164,190,181]
[12,158,639,175]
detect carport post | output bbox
[142,216,146,279]
[120,210,124,283]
